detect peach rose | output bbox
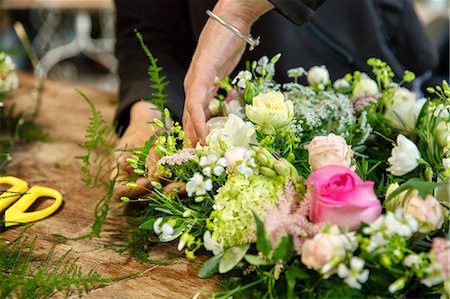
[301,232,346,271]
[404,195,446,233]
[305,134,353,171]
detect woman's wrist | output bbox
[214,0,274,31]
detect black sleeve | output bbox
[268,0,327,25]
[114,0,195,132]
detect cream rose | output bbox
[307,65,330,86]
[352,78,378,97]
[305,134,353,171]
[384,87,426,134]
[245,91,294,135]
[404,194,446,233]
[301,232,346,271]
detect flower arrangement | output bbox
[122,55,449,298]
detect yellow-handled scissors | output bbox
[0,176,63,230]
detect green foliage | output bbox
[0,105,48,172]
[0,227,137,298]
[115,227,173,266]
[76,89,115,186]
[135,30,169,114]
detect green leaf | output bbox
[273,235,294,262]
[139,219,157,230]
[385,178,447,204]
[198,254,223,278]
[244,254,272,266]
[285,265,309,298]
[253,212,272,256]
[218,244,250,274]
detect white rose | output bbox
[305,134,353,171]
[404,194,446,233]
[206,114,257,149]
[384,87,426,134]
[301,233,346,271]
[333,78,350,90]
[352,78,379,97]
[387,134,421,176]
[245,91,294,135]
[307,65,330,86]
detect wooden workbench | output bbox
[1,74,217,298]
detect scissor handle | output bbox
[4,186,63,227]
[0,176,29,212]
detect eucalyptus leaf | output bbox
[198,254,223,278]
[244,254,272,266]
[219,244,250,274]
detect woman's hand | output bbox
[112,101,162,200]
[182,0,274,145]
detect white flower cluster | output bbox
[199,152,227,177]
[285,86,362,142]
[153,217,181,242]
[0,53,19,94]
[232,70,252,89]
[337,257,370,289]
[236,150,257,177]
[186,173,213,197]
[255,56,276,77]
[434,104,450,119]
[362,209,418,252]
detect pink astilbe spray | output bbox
[264,180,321,255]
[431,238,450,277]
[157,148,197,166]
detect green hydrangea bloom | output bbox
[211,173,284,247]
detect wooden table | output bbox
[1,73,217,298]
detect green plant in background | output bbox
[0,227,138,298]
[0,51,48,172]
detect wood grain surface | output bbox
[1,73,218,298]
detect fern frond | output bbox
[134,30,169,115]
[0,227,139,298]
[76,89,116,187]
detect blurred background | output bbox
[0,0,448,94]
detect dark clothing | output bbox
[114,0,436,131]
[114,0,325,130]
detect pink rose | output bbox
[306,165,381,230]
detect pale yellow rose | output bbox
[404,194,446,233]
[301,233,346,271]
[245,91,294,135]
[305,134,353,171]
